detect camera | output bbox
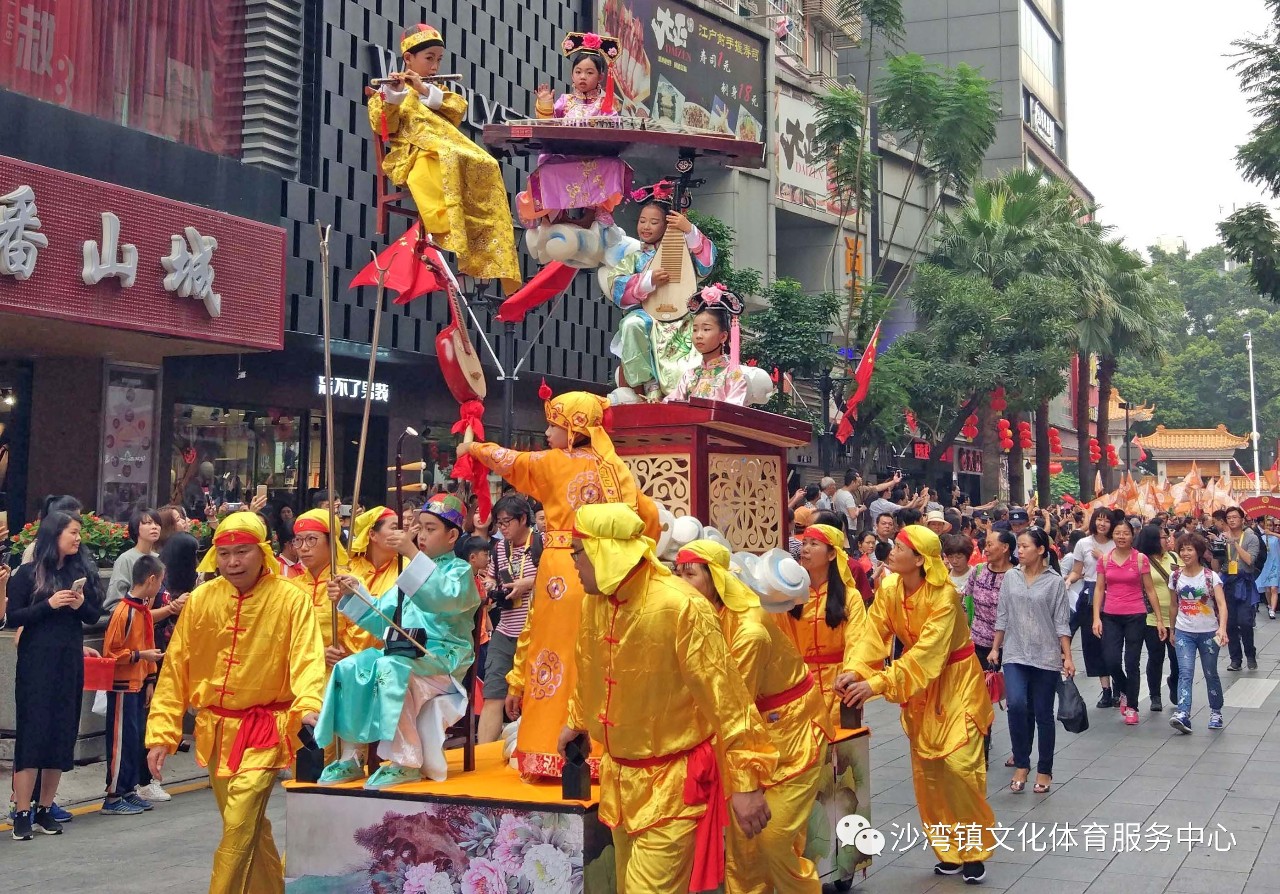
[1209,535,1229,565]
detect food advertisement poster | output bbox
[103,377,154,485]
[598,0,767,140]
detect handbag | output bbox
[985,668,1005,709]
[83,656,115,691]
[1056,676,1090,734]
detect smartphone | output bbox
[225,502,244,511]
[72,577,87,594]
[0,509,8,530]
[256,484,268,501]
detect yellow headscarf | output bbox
[545,391,637,508]
[294,508,351,567]
[676,539,761,612]
[349,506,396,556]
[895,524,949,587]
[801,523,856,594]
[573,503,666,596]
[197,511,281,577]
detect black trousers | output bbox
[1102,612,1147,708]
[1143,624,1178,703]
[1225,593,1257,664]
[974,643,994,764]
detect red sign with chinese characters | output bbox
[913,441,954,463]
[0,155,284,350]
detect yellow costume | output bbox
[466,390,659,778]
[678,540,833,894]
[776,524,869,729]
[568,506,777,894]
[368,25,521,292]
[843,525,996,866]
[292,509,376,655]
[347,505,400,651]
[146,513,326,894]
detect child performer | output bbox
[518,32,631,231]
[458,390,660,778]
[315,496,480,788]
[369,24,521,292]
[600,197,716,402]
[665,283,750,405]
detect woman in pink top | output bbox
[1092,520,1166,725]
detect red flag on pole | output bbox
[835,323,881,444]
[350,222,447,304]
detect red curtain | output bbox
[1,0,245,157]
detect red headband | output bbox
[674,549,710,565]
[801,526,834,547]
[294,518,329,535]
[895,530,918,551]
[213,530,262,547]
[378,508,397,523]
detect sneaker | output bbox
[11,808,33,840]
[934,861,963,876]
[364,762,420,790]
[100,798,144,816]
[1248,658,1259,670]
[1209,711,1225,730]
[318,757,366,786]
[1123,707,1140,725]
[123,793,153,811]
[1269,609,1275,619]
[47,802,73,823]
[1228,662,1242,672]
[1096,688,1115,709]
[1170,712,1192,734]
[1117,693,1128,711]
[963,861,987,885]
[1150,696,1163,712]
[137,782,171,803]
[33,805,64,834]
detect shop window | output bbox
[1,0,247,158]
[171,404,303,518]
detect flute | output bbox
[371,73,463,86]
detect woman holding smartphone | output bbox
[6,511,103,839]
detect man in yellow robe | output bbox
[836,524,996,885]
[460,390,659,779]
[559,504,777,894]
[145,512,326,894]
[293,508,375,661]
[369,24,521,292]
[675,539,834,894]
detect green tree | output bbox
[687,211,763,299]
[742,280,841,421]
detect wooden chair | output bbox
[441,603,484,771]
[364,86,421,236]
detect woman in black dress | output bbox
[7,511,102,839]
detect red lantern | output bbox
[1049,462,1064,475]
[997,418,1012,433]
[966,414,978,426]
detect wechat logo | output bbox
[836,814,885,855]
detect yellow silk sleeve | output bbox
[437,90,467,129]
[286,587,327,724]
[858,579,957,702]
[727,614,771,700]
[145,604,193,753]
[368,91,401,136]
[679,600,777,793]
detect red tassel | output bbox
[380,110,389,143]
[451,401,491,521]
[538,377,553,400]
[601,69,616,115]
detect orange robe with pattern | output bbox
[775,583,869,730]
[470,442,659,777]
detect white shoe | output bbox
[137,782,171,802]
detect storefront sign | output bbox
[956,446,983,476]
[913,441,954,463]
[317,376,391,402]
[598,0,767,139]
[788,447,818,466]
[0,155,284,349]
[1026,92,1060,153]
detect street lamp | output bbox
[1247,331,1262,496]
[1118,401,1132,474]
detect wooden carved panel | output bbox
[623,453,692,517]
[706,453,782,552]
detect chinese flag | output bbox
[835,323,881,444]
[496,262,577,322]
[350,223,447,304]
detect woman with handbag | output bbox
[989,527,1073,794]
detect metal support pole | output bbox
[819,369,833,476]
[1247,331,1262,495]
[501,320,518,447]
[868,105,882,285]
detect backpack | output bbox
[1255,529,1269,573]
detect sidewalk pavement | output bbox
[855,612,1280,894]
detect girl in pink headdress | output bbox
[665,284,750,405]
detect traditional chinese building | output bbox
[1133,424,1252,481]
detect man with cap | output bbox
[145,512,326,894]
[292,508,368,664]
[1008,507,1031,536]
[314,495,480,788]
[676,539,834,894]
[835,525,996,885]
[560,504,777,893]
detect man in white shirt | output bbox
[815,477,838,512]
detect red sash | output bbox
[947,641,976,665]
[611,737,725,892]
[208,701,292,772]
[755,672,815,714]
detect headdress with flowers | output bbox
[629,179,675,204]
[561,32,620,114]
[688,283,745,367]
